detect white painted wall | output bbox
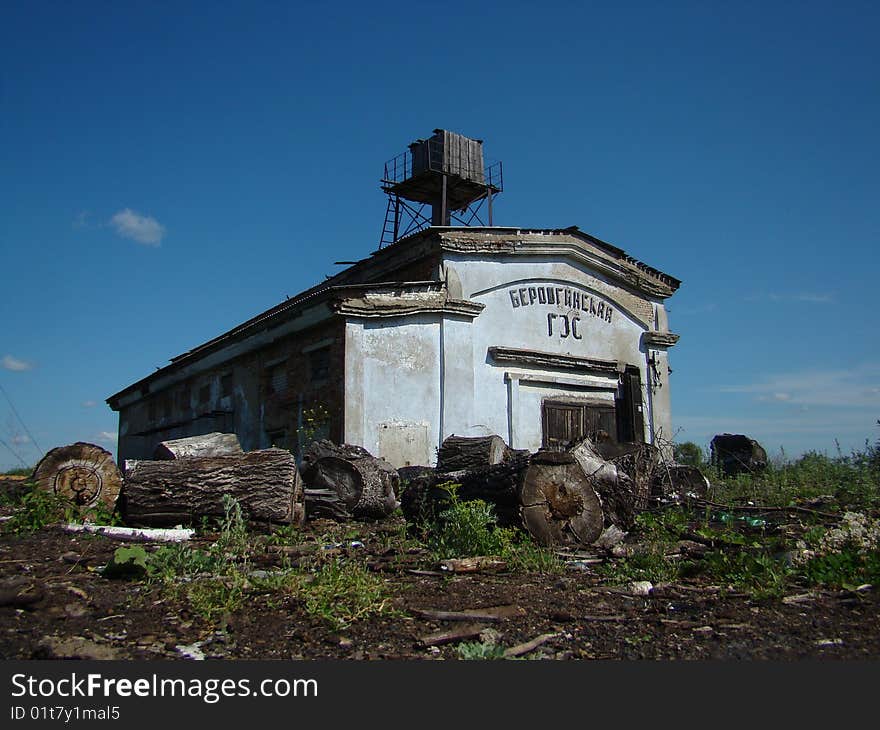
[343,253,674,465]
[444,254,659,451]
[344,315,441,467]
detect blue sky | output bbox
[1,1,878,470]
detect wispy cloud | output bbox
[11,435,30,445]
[2,355,35,372]
[719,364,880,408]
[745,292,834,304]
[669,302,717,316]
[96,431,117,444]
[72,210,91,229]
[81,400,97,408]
[109,208,165,246]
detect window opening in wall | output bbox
[221,373,234,398]
[180,385,191,411]
[198,384,211,405]
[268,362,288,396]
[309,348,330,381]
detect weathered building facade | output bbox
[107,226,680,467]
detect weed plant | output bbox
[423,485,562,573]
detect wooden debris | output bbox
[782,592,819,605]
[153,432,243,460]
[412,605,524,622]
[503,632,558,658]
[122,448,304,528]
[32,442,122,513]
[439,556,507,574]
[417,623,488,647]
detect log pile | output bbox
[402,434,711,546]
[401,437,604,547]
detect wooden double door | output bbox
[541,367,645,450]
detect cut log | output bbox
[153,432,243,460]
[121,448,304,528]
[300,441,399,520]
[520,452,604,547]
[436,435,511,473]
[401,451,604,548]
[32,442,122,513]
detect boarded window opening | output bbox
[541,400,616,451]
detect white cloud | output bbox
[96,431,117,444]
[109,208,165,246]
[719,364,880,408]
[11,435,30,445]
[2,355,34,372]
[81,400,97,408]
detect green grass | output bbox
[297,558,393,630]
[708,446,879,510]
[421,486,563,574]
[2,488,75,533]
[1,467,34,477]
[599,442,880,597]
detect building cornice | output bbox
[642,332,681,348]
[488,346,621,375]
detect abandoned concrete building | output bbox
[107,130,681,468]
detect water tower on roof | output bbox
[379,129,503,248]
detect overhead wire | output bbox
[0,381,44,458]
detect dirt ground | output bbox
[1,515,878,661]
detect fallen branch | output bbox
[417,623,488,647]
[503,633,558,658]
[412,605,524,622]
[438,556,507,574]
[62,523,195,543]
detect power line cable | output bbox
[0,436,29,469]
[0,381,44,457]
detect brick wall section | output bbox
[117,318,345,462]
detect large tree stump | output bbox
[153,432,243,460]
[121,448,304,528]
[300,440,399,520]
[436,435,512,473]
[401,451,604,547]
[32,442,122,513]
